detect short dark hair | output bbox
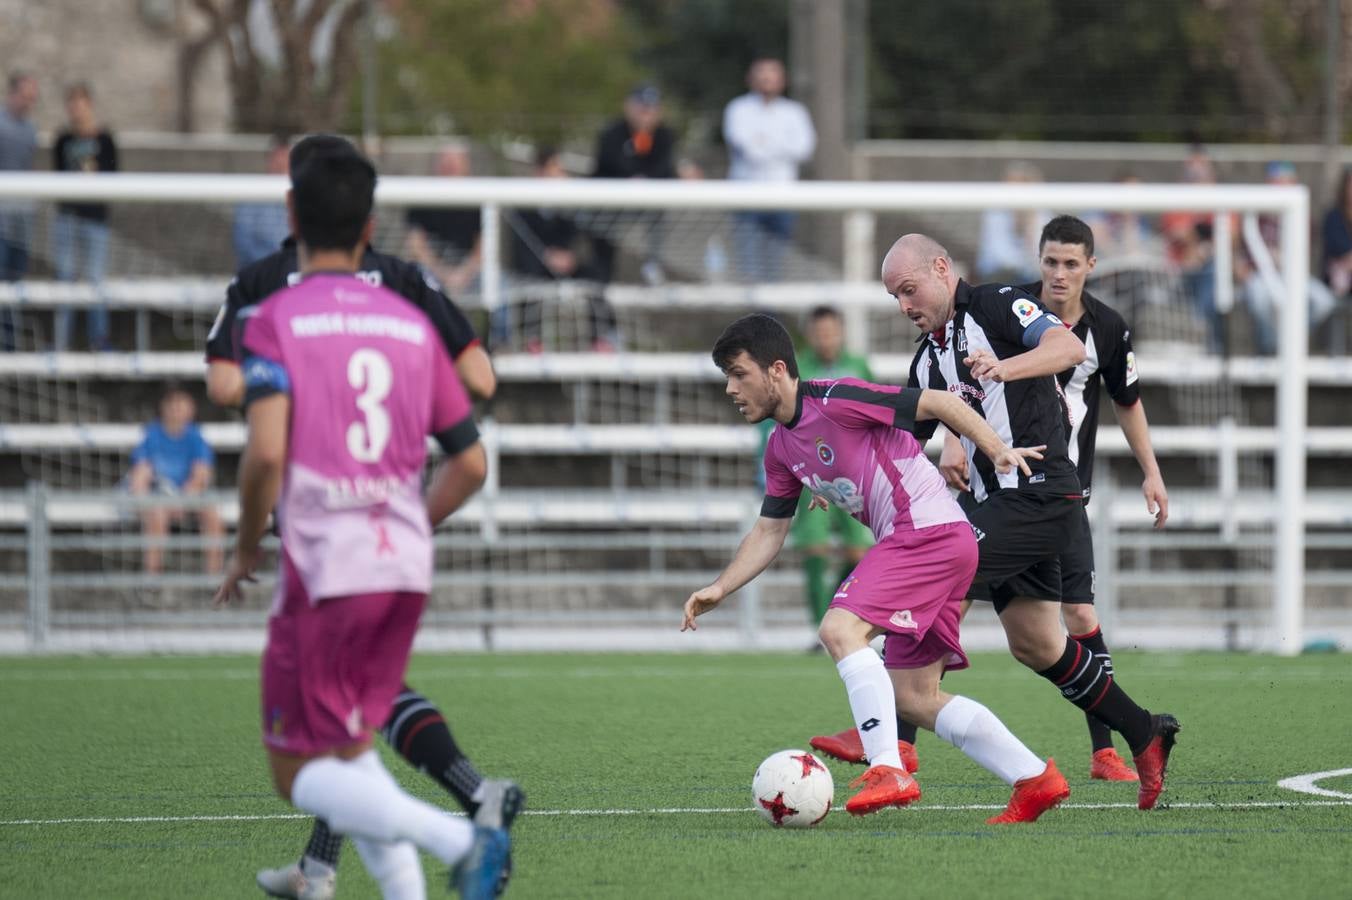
[806,305,842,325]
[712,313,799,379]
[291,150,377,253]
[288,133,357,180]
[1039,214,1095,256]
[8,71,31,93]
[534,144,560,170]
[65,81,91,103]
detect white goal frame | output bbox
[0,173,1312,654]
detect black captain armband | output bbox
[760,494,798,518]
[433,418,481,455]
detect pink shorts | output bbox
[260,554,426,756]
[828,521,977,673]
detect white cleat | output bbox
[256,856,337,900]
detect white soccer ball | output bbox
[752,749,834,828]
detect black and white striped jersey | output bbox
[907,279,1082,502]
[1022,283,1140,502]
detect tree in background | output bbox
[180,0,367,133]
[369,0,642,146]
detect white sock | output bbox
[291,751,474,866]
[836,647,903,769]
[934,695,1046,785]
[353,838,425,900]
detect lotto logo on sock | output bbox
[860,717,882,732]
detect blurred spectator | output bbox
[1081,172,1161,326]
[403,143,482,294]
[231,134,291,269]
[1235,161,1336,356]
[976,162,1047,283]
[591,84,676,286]
[125,385,223,576]
[0,71,38,351]
[722,57,816,282]
[1160,144,1222,352]
[1086,172,1157,262]
[52,82,117,351]
[506,147,618,353]
[1321,166,1352,300]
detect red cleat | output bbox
[1090,747,1139,782]
[809,729,921,771]
[986,759,1070,824]
[1133,713,1181,810]
[844,765,921,816]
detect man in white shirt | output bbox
[722,58,816,282]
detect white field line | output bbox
[3,799,1351,827]
[1276,768,1352,800]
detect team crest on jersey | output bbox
[956,329,967,353]
[815,437,835,465]
[1012,298,1044,326]
[1125,350,1139,386]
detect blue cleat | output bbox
[452,826,511,899]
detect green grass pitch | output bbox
[2,650,1349,898]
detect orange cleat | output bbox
[809,729,921,771]
[986,759,1071,824]
[1133,713,1181,810]
[844,765,921,816]
[1090,747,1139,782]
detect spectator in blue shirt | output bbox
[232,134,291,269]
[126,385,223,575]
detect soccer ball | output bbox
[752,749,834,828]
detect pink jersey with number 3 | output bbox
[761,379,965,540]
[242,273,475,603]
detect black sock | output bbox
[304,819,343,868]
[381,685,484,815]
[1071,626,1116,752]
[895,715,918,745]
[1038,636,1153,754]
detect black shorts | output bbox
[1058,504,1095,605]
[960,490,1083,613]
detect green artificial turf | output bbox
[1,651,1349,898]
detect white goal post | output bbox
[0,173,1312,654]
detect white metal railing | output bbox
[1,350,1352,387]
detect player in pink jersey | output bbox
[213,148,509,899]
[682,314,1071,824]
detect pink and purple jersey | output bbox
[241,273,477,604]
[761,379,965,541]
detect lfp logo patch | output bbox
[1012,298,1043,326]
[815,437,835,465]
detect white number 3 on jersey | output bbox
[346,348,393,463]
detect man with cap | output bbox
[591,83,677,287]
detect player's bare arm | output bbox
[425,441,488,526]
[455,344,497,401]
[206,359,246,408]
[965,326,1086,383]
[938,428,970,492]
[681,515,792,631]
[1116,398,1169,528]
[915,388,1043,477]
[214,393,290,606]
